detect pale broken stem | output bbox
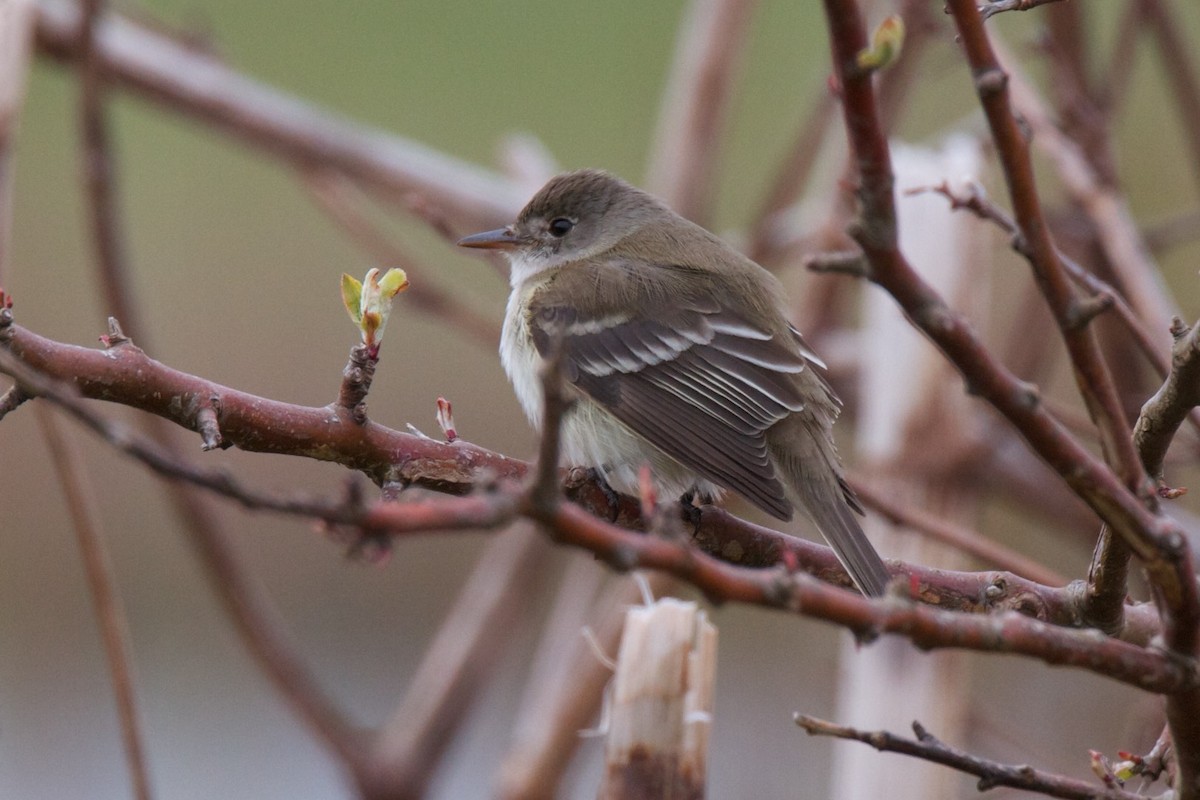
[644,0,759,224]
[598,598,716,800]
[796,715,1146,800]
[36,405,154,800]
[495,572,681,800]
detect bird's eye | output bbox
[548,217,575,237]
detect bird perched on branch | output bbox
[459,169,889,596]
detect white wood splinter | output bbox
[598,597,717,800]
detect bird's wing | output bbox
[529,292,811,520]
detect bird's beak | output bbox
[457,227,521,251]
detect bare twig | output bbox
[909,180,1174,384]
[0,380,28,418]
[847,475,1065,587]
[949,0,1145,497]
[978,0,1067,21]
[34,0,525,232]
[1136,319,1200,486]
[37,405,154,800]
[644,0,759,223]
[364,525,546,799]
[996,36,1179,351]
[820,0,1190,625]
[796,715,1146,800]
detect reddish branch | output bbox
[1,315,1158,633]
[950,0,1142,496]
[1,319,1193,696]
[820,0,1192,632]
[822,0,1200,793]
[1136,319,1200,485]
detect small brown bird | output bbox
[459,169,889,596]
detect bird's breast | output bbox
[500,283,545,429]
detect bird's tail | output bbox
[770,417,890,597]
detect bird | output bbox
[458,169,889,596]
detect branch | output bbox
[37,406,153,800]
[796,715,1146,800]
[0,315,1167,644]
[1136,318,1200,484]
[33,0,525,232]
[948,0,1144,497]
[644,0,758,223]
[819,0,1191,626]
[978,0,1068,21]
[2,321,1191,694]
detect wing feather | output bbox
[531,288,815,520]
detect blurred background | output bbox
[2,1,1200,797]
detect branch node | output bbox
[974,66,1008,96]
[337,343,377,422]
[100,317,129,348]
[1064,292,1115,330]
[805,250,870,278]
[0,384,31,420]
[196,401,223,451]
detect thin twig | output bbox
[949,0,1145,497]
[644,0,759,223]
[364,525,545,799]
[1136,319,1200,485]
[34,0,525,232]
[978,0,1067,21]
[796,715,1145,800]
[909,180,1174,384]
[36,405,154,800]
[847,475,1065,586]
[995,36,1179,353]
